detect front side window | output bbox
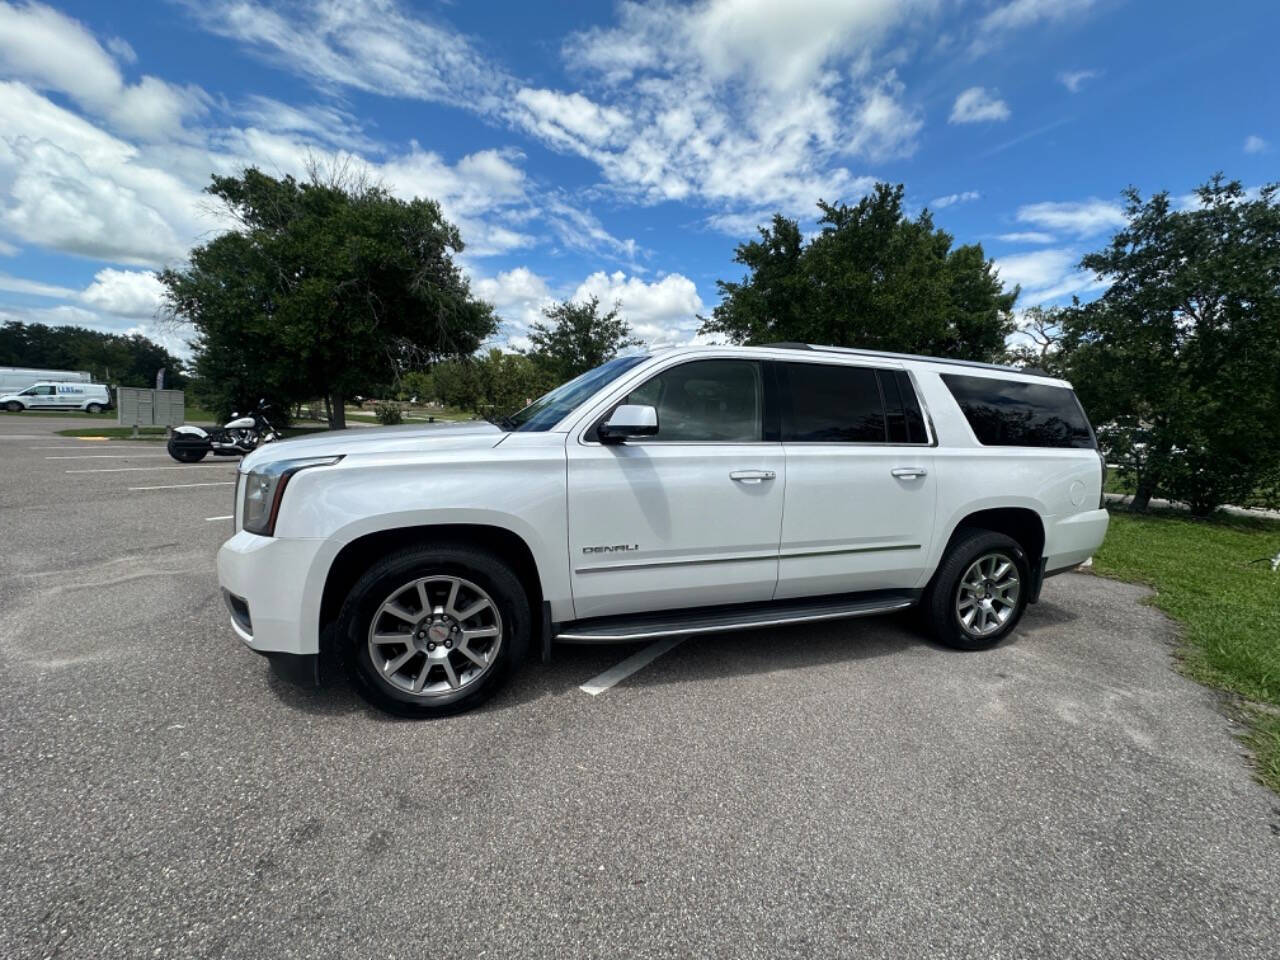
[621,359,763,442]
[942,374,1096,449]
[26,385,56,396]
[778,362,886,442]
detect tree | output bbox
[1060,176,1280,515]
[1004,305,1067,375]
[159,166,496,427]
[416,350,552,418]
[700,184,1017,361]
[525,295,643,383]
[0,321,187,387]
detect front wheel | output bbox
[338,543,530,718]
[922,529,1029,650]
[5,401,22,412]
[167,435,208,463]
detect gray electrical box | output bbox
[117,388,185,428]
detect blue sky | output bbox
[0,0,1276,357]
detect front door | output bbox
[567,358,785,620]
[773,360,938,599]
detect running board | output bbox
[554,590,918,643]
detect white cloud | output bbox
[571,270,705,347]
[949,87,1010,124]
[514,88,630,148]
[0,1,207,140]
[1016,199,1126,237]
[932,190,980,209]
[848,71,923,161]
[1059,69,1101,93]
[473,266,555,339]
[0,238,17,256]
[0,272,74,298]
[78,268,165,318]
[997,231,1056,244]
[975,0,1097,51]
[1244,134,1268,154]
[995,247,1105,304]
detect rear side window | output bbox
[880,370,928,444]
[777,362,885,442]
[942,374,1096,449]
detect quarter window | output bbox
[621,359,763,442]
[778,362,886,443]
[942,374,1096,449]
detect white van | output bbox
[1,381,112,413]
[0,367,92,395]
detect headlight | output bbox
[241,456,342,536]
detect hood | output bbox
[239,420,504,472]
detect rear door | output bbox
[773,360,937,599]
[566,358,785,619]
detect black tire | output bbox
[922,529,1030,650]
[167,436,208,463]
[86,403,103,414]
[338,543,530,718]
[5,401,22,412]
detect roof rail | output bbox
[753,342,1048,377]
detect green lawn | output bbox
[1093,508,1280,792]
[344,405,477,423]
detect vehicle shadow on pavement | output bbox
[259,600,1081,719]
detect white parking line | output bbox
[205,515,233,521]
[46,454,171,459]
[67,465,231,474]
[578,636,688,696]
[128,481,236,491]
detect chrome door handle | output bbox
[891,467,928,479]
[730,470,776,484]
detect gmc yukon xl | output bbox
[217,344,1109,716]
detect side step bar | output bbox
[554,590,917,643]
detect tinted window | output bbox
[623,359,762,442]
[942,374,1095,449]
[779,362,885,442]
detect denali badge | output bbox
[582,544,640,554]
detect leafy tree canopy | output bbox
[159,165,496,427]
[1061,175,1280,514]
[0,321,186,388]
[524,295,643,384]
[700,183,1017,361]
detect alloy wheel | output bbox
[367,575,503,698]
[955,552,1020,638]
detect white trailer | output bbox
[0,366,93,394]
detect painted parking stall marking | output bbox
[66,464,233,474]
[579,636,688,696]
[128,481,236,491]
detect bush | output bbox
[374,401,402,425]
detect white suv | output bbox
[218,344,1108,717]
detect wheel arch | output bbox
[318,523,545,647]
[936,506,1046,589]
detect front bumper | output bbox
[216,531,326,656]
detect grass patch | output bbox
[1093,507,1280,792]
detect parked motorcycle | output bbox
[167,400,282,463]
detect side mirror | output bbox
[599,404,658,443]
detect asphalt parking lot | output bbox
[1,416,1277,959]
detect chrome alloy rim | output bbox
[955,552,1020,637]
[367,576,502,698]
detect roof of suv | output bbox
[643,342,1059,383]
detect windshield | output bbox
[508,355,649,432]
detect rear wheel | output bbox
[85,402,103,414]
[922,529,1029,650]
[167,435,208,463]
[338,543,530,718]
[5,401,22,412]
